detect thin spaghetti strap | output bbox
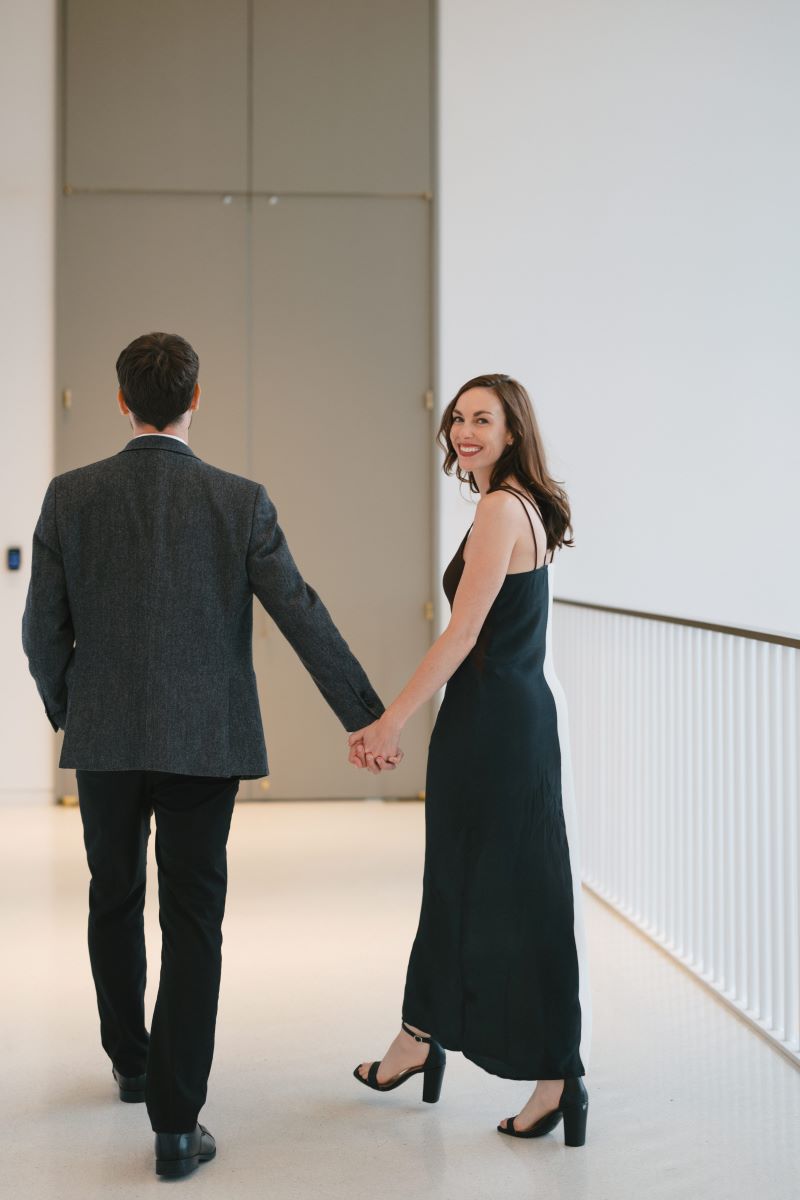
[497,484,540,568]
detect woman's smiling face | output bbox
[450,387,512,470]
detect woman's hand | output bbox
[348,715,404,774]
[349,741,404,773]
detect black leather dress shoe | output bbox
[154,1124,216,1178]
[112,1065,146,1103]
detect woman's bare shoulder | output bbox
[477,488,522,516]
[471,490,523,539]
[480,485,543,527]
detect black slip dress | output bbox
[401,484,590,1080]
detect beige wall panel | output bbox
[56,194,249,474]
[64,0,248,191]
[252,0,431,194]
[251,197,432,799]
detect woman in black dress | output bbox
[347,374,591,1144]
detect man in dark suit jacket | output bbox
[22,331,400,1177]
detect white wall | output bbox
[0,1,57,802]
[437,0,800,639]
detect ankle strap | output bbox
[401,1020,431,1044]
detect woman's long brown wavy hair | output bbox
[437,373,574,555]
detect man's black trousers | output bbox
[76,769,239,1133]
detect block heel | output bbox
[421,1041,446,1103]
[156,1152,201,1178]
[561,1083,589,1146]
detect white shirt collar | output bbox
[131,432,188,445]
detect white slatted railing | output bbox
[553,598,800,1065]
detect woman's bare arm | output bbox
[349,491,523,767]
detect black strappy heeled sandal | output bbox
[497,1077,589,1146]
[353,1020,446,1104]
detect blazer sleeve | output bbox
[246,483,385,731]
[21,479,75,731]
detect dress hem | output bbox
[402,1014,584,1081]
[453,1044,585,1082]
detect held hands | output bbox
[348,714,404,775]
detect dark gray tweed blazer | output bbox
[21,434,385,778]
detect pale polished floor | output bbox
[1,798,798,1199]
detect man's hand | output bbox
[348,740,404,774]
[347,715,404,774]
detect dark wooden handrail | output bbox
[554,597,800,650]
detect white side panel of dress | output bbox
[542,562,592,1072]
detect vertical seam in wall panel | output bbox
[59,1,68,189]
[429,0,439,694]
[245,0,254,479]
[54,0,66,802]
